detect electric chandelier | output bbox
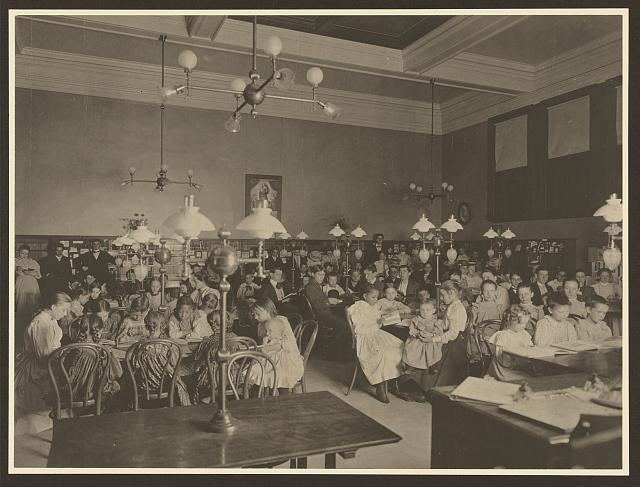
[160,16,342,133]
[122,36,202,192]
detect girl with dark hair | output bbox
[84,299,122,341]
[167,295,213,339]
[116,295,150,344]
[190,271,220,307]
[14,292,71,433]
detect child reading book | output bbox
[575,295,613,342]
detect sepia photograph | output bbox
[6,4,630,477]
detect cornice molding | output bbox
[15,47,443,134]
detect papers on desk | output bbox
[381,311,402,326]
[503,346,576,358]
[451,377,520,405]
[597,336,623,349]
[551,341,599,353]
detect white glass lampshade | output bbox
[354,248,363,261]
[296,230,309,240]
[594,194,623,223]
[162,195,215,239]
[483,227,499,239]
[413,214,436,233]
[504,248,512,258]
[487,248,495,258]
[129,225,157,244]
[333,248,341,258]
[418,247,430,264]
[321,102,342,120]
[113,234,136,247]
[274,68,296,89]
[178,50,198,71]
[133,264,148,282]
[441,215,463,233]
[263,35,283,57]
[350,225,367,238]
[441,182,449,190]
[604,224,623,236]
[410,231,421,241]
[306,67,324,86]
[416,186,423,193]
[236,202,287,240]
[602,246,622,270]
[409,183,416,190]
[502,227,516,239]
[329,224,346,237]
[230,78,247,92]
[446,247,458,263]
[224,114,241,133]
[279,232,291,240]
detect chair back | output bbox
[296,293,317,320]
[47,343,112,419]
[204,336,258,401]
[226,350,278,399]
[344,306,357,350]
[473,319,502,375]
[294,320,319,368]
[125,339,182,410]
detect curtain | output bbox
[547,95,590,159]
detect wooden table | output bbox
[47,391,401,468]
[504,348,622,379]
[427,373,596,468]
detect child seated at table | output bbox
[563,278,587,319]
[403,300,444,374]
[575,295,612,343]
[84,299,122,341]
[116,295,150,345]
[323,272,346,304]
[168,296,213,340]
[247,297,304,395]
[533,293,578,346]
[145,278,163,312]
[472,280,508,325]
[374,286,411,325]
[236,272,261,301]
[486,305,534,381]
[516,283,544,336]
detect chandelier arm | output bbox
[255,72,276,93]
[265,93,316,104]
[233,99,249,117]
[189,86,242,96]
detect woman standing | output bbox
[14,292,71,433]
[15,245,43,341]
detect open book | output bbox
[502,346,576,358]
[450,377,520,405]
[551,341,599,352]
[381,311,402,326]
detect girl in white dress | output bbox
[249,297,304,394]
[487,305,535,381]
[348,286,404,403]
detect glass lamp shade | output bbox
[418,247,430,264]
[604,224,623,236]
[602,246,622,270]
[354,248,363,261]
[160,228,185,244]
[230,78,247,92]
[224,115,241,133]
[333,248,341,258]
[129,225,157,244]
[483,227,500,239]
[306,67,324,86]
[162,195,215,239]
[274,68,296,89]
[441,215,463,233]
[329,224,346,237]
[487,248,495,258]
[178,50,198,71]
[263,35,283,57]
[296,230,309,240]
[504,248,513,258]
[321,102,342,120]
[594,194,623,223]
[410,231,421,241]
[133,264,148,282]
[446,247,458,263]
[236,204,287,240]
[502,227,516,239]
[113,234,136,247]
[350,225,367,238]
[279,232,292,240]
[413,214,436,233]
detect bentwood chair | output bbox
[125,339,182,410]
[48,343,112,419]
[343,307,365,396]
[226,350,278,400]
[293,320,319,393]
[472,319,502,376]
[204,336,258,402]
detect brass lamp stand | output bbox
[153,239,172,311]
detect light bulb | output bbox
[224,114,241,133]
[263,35,283,57]
[504,248,512,258]
[186,169,194,177]
[160,164,169,172]
[230,78,247,93]
[129,166,136,175]
[333,248,341,258]
[447,184,454,192]
[418,248,430,264]
[321,102,342,120]
[409,183,416,190]
[306,67,324,86]
[441,182,449,190]
[446,247,458,263]
[178,50,198,71]
[487,249,495,258]
[354,248,363,261]
[416,186,423,193]
[602,246,622,270]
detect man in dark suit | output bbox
[508,270,523,304]
[264,247,284,271]
[362,265,384,295]
[364,233,387,267]
[394,265,419,303]
[304,266,350,361]
[77,239,115,284]
[39,242,72,299]
[291,249,307,273]
[258,267,297,315]
[531,267,553,306]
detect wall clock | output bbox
[458,202,471,224]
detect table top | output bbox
[427,373,592,445]
[47,391,402,468]
[506,348,622,379]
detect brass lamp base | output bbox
[208,409,238,433]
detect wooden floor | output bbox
[13,355,431,469]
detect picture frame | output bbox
[245,174,282,219]
[457,202,471,224]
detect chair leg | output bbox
[346,360,358,396]
[301,375,306,394]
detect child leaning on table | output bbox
[486,305,535,381]
[403,300,444,374]
[575,295,613,343]
[533,292,578,347]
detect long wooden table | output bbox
[47,391,401,468]
[427,373,598,468]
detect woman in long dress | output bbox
[15,245,42,342]
[14,292,71,434]
[347,286,404,403]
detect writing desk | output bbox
[427,373,594,468]
[47,391,401,468]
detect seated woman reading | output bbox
[348,286,404,404]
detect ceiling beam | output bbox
[314,16,340,34]
[185,15,226,41]
[403,15,529,74]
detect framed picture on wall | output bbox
[245,174,283,219]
